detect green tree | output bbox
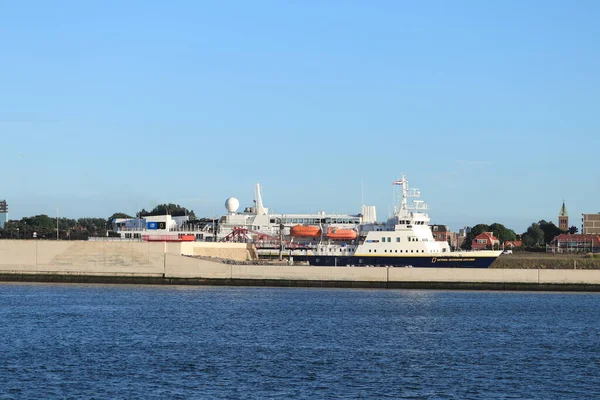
[568,225,579,234]
[77,218,109,236]
[522,223,545,247]
[488,222,517,244]
[108,212,132,222]
[538,220,562,244]
[140,204,196,219]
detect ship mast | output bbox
[255,183,267,215]
[393,174,427,217]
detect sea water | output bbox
[1,284,599,399]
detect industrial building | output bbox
[0,200,7,229]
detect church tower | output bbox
[558,201,568,231]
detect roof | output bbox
[559,201,568,217]
[504,240,523,247]
[473,232,499,243]
[551,234,600,246]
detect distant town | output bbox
[0,198,599,254]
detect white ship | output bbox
[286,175,501,268]
[111,183,374,243]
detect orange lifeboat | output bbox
[326,227,357,240]
[290,225,322,238]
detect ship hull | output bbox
[295,255,498,268]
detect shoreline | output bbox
[2,240,600,292]
[2,272,600,292]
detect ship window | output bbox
[396,237,400,242]
[411,250,414,253]
[395,250,398,253]
[369,249,372,253]
[374,250,377,253]
[384,250,387,253]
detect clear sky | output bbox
[1,0,599,233]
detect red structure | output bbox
[558,201,569,231]
[548,234,600,253]
[504,240,523,249]
[220,227,308,249]
[471,232,500,250]
[142,234,195,242]
[431,225,450,242]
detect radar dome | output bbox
[225,197,240,213]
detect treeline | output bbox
[0,204,196,240]
[461,220,579,250]
[0,215,113,240]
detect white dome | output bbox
[225,197,240,213]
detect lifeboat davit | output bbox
[326,227,357,240]
[290,225,322,238]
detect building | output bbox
[504,240,523,249]
[558,201,568,231]
[582,213,600,235]
[430,224,461,249]
[471,232,500,250]
[547,234,600,253]
[431,224,450,242]
[0,200,7,229]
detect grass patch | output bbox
[491,252,600,269]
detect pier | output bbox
[1,240,600,291]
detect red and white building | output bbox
[547,234,600,253]
[471,232,500,250]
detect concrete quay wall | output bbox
[0,240,167,276]
[2,240,600,290]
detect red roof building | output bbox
[548,234,600,253]
[471,232,500,250]
[504,240,523,249]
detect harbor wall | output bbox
[2,240,600,290]
[0,240,166,276]
[179,242,255,261]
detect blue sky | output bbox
[1,0,599,233]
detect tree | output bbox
[140,204,196,219]
[538,220,562,244]
[488,222,517,244]
[108,212,132,222]
[522,223,545,247]
[568,226,579,234]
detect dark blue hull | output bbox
[293,255,497,268]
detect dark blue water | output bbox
[1,284,600,399]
